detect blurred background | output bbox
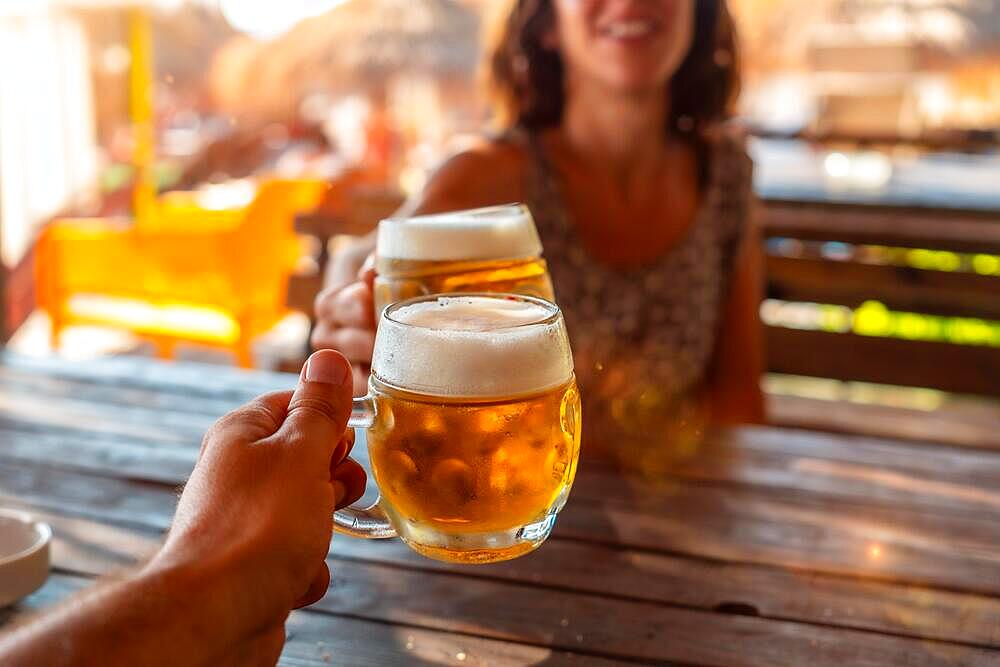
[0,0,998,429]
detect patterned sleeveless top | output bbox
[505,127,755,469]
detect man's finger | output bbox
[293,562,330,609]
[202,390,293,454]
[332,457,367,510]
[280,350,353,457]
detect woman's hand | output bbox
[312,249,377,397]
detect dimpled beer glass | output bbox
[336,294,581,564]
[373,204,556,316]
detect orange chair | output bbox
[35,179,328,367]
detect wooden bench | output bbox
[761,198,1000,447]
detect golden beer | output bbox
[339,293,581,564]
[368,377,580,563]
[373,205,556,315]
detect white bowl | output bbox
[0,509,51,607]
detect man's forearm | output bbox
[0,560,247,667]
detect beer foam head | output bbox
[377,204,543,262]
[372,295,573,398]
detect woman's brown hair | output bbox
[485,0,740,137]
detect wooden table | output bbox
[0,354,997,665]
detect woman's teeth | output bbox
[603,20,655,39]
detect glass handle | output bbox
[333,396,397,539]
[348,395,376,429]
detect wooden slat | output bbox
[8,499,997,652]
[769,394,1000,452]
[766,255,1000,320]
[766,327,1000,397]
[2,367,999,597]
[0,365,239,417]
[5,374,1000,521]
[5,360,1000,510]
[761,201,1000,254]
[9,356,1000,496]
[6,403,1000,520]
[6,498,999,664]
[0,352,291,401]
[5,362,1000,604]
[3,575,609,667]
[311,560,1000,665]
[571,431,1000,518]
[3,443,999,596]
[556,485,1000,594]
[0,389,212,445]
[3,355,1000,658]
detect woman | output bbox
[314,0,764,472]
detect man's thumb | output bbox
[282,350,354,454]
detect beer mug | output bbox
[373,204,556,316]
[338,293,581,564]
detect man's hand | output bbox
[154,349,368,633]
[0,351,367,667]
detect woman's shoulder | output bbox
[701,122,755,249]
[705,121,752,165]
[703,121,754,196]
[408,135,530,215]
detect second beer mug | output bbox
[373,204,556,316]
[338,293,581,564]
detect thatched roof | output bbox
[211,0,480,117]
[279,0,480,77]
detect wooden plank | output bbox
[0,428,198,484]
[2,452,999,597]
[2,357,999,647]
[0,353,292,402]
[13,354,1000,495]
[557,487,1000,594]
[12,498,1000,651]
[0,389,211,446]
[569,439,1000,519]
[718,427,1000,495]
[768,394,1000,452]
[3,366,988,600]
[309,562,1000,666]
[325,537,1000,652]
[7,385,1000,521]
[766,327,1000,398]
[2,574,611,667]
[6,500,999,665]
[0,365,240,417]
[6,370,1000,520]
[278,611,621,667]
[766,255,1000,320]
[761,201,1000,254]
[6,413,1000,522]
